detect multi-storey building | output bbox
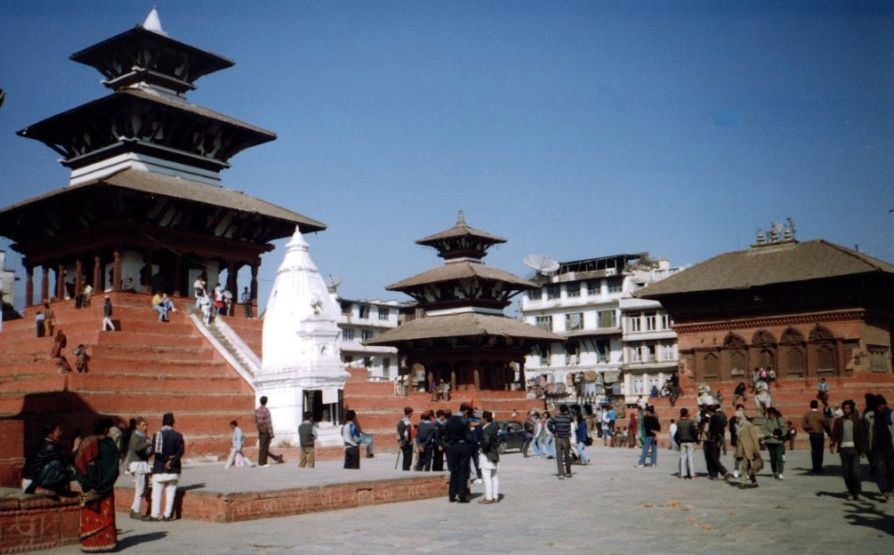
[520,253,681,403]
[336,297,404,380]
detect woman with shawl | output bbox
[73,418,120,552]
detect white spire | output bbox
[142,7,167,36]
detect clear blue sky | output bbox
[1,1,892,310]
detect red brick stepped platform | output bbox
[0,489,80,554]
[0,292,259,477]
[115,457,446,523]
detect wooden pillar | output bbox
[74,259,83,301]
[93,256,102,292]
[172,255,182,297]
[112,251,122,291]
[25,265,33,307]
[56,263,65,300]
[226,261,237,316]
[450,367,457,394]
[249,264,258,317]
[40,265,49,303]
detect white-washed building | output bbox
[336,297,403,380]
[520,253,682,403]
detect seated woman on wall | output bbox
[23,423,71,496]
[73,418,121,553]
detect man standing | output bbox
[397,407,414,471]
[414,411,436,471]
[298,412,318,468]
[704,405,731,480]
[342,410,361,469]
[637,405,660,468]
[432,410,447,471]
[147,413,184,521]
[444,403,474,503]
[241,287,252,318]
[675,408,698,479]
[802,400,829,473]
[830,399,868,501]
[255,396,284,467]
[548,404,574,479]
[867,395,893,502]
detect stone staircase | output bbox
[0,292,258,475]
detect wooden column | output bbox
[74,259,83,301]
[226,262,237,316]
[172,255,182,297]
[93,256,102,291]
[112,251,122,291]
[40,266,49,303]
[250,264,259,316]
[450,367,457,394]
[25,265,33,307]
[56,263,65,300]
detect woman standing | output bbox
[478,411,500,504]
[761,407,789,480]
[123,417,153,519]
[73,419,120,552]
[575,409,591,465]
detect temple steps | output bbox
[0,292,258,461]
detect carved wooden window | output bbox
[786,348,805,376]
[817,344,837,374]
[703,352,720,380]
[868,346,890,373]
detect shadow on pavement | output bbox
[842,499,894,536]
[116,531,168,549]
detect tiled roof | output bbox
[365,312,563,344]
[638,240,894,298]
[386,261,537,291]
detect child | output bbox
[73,344,88,373]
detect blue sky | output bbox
[1,1,892,310]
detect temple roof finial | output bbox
[142,6,167,36]
[457,209,466,227]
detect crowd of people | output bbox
[22,412,185,552]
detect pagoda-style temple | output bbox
[0,11,324,308]
[367,212,562,392]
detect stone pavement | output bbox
[43,446,892,554]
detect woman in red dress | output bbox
[73,418,120,553]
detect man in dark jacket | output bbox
[703,405,731,479]
[414,411,436,471]
[867,395,893,502]
[548,404,574,479]
[444,403,474,502]
[147,412,184,521]
[830,399,868,501]
[637,405,661,467]
[397,407,414,471]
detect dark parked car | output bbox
[495,420,526,453]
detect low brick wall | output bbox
[115,474,447,523]
[0,421,24,489]
[0,491,79,554]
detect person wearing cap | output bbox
[397,406,414,471]
[866,395,894,502]
[444,403,474,503]
[146,412,184,521]
[101,295,116,331]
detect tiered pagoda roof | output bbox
[368,212,560,347]
[1,9,323,272]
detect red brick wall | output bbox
[0,495,79,554]
[0,420,24,488]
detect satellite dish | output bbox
[523,254,559,274]
[326,274,343,292]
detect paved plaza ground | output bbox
[44,446,892,554]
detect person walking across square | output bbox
[255,396,284,466]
